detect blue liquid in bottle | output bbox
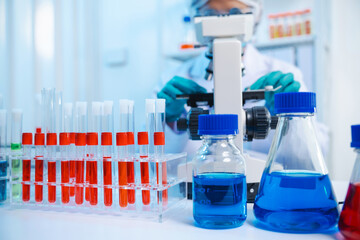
[193,172,247,229]
[0,157,7,202]
[253,171,339,232]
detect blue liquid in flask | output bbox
[193,172,247,229]
[254,171,339,232]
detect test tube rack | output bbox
[6,150,187,222]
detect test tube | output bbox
[75,102,87,205]
[21,133,32,202]
[146,99,155,154]
[86,102,102,206]
[127,100,135,204]
[46,132,57,203]
[62,103,74,199]
[102,101,114,207]
[138,132,150,205]
[59,132,70,204]
[11,109,23,199]
[0,110,7,202]
[118,100,129,207]
[154,99,167,205]
[34,130,45,203]
[117,132,128,208]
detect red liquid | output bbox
[85,161,90,202]
[127,162,135,204]
[89,160,98,206]
[69,160,76,196]
[103,157,112,207]
[75,160,84,205]
[61,161,70,204]
[156,162,168,206]
[118,162,127,207]
[22,159,31,202]
[339,183,360,240]
[140,156,150,205]
[35,158,43,202]
[48,161,56,203]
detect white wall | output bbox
[326,0,360,180]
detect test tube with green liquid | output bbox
[11,109,23,199]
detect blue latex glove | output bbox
[157,76,207,122]
[250,71,301,115]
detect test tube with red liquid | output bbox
[155,99,167,205]
[117,132,128,208]
[59,133,70,204]
[339,125,360,240]
[75,102,87,205]
[34,131,45,203]
[102,101,114,207]
[46,133,57,204]
[21,133,32,202]
[62,103,75,199]
[86,132,98,206]
[118,99,129,207]
[138,132,150,205]
[127,101,136,204]
[86,102,102,206]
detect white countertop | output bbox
[0,181,349,240]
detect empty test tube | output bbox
[35,130,45,203]
[146,99,156,154]
[22,133,32,202]
[0,110,7,202]
[11,109,23,199]
[75,102,87,205]
[102,101,114,207]
[138,132,150,205]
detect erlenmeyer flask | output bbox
[253,92,339,232]
[339,125,360,240]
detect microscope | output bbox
[176,11,277,201]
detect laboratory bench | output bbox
[0,181,349,240]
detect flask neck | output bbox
[277,112,314,118]
[350,148,360,183]
[202,135,236,143]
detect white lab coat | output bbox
[159,44,329,161]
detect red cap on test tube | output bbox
[138,132,149,145]
[35,133,45,146]
[154,132,165,146]
[75,133,86,146]
[116,132,127,146]
[86,132,98,146]
[70,132,76,144]
[46,133,57,146]
[101,132,112,146]
[127,132,135,145]
[59,132,70,146]
[22,133,33,145]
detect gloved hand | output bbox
[250,71,301,115]
[157,76,207,122]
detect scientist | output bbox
[157,0,328,159]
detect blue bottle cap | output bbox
[198,114,238,135]
[183,16,191,22]
[274,92,316,114]
[351,125,360,148]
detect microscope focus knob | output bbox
[245,106,271,141]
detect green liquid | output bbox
[11,143,22,199]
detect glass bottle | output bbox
[193,114,247,229]
[253,92,339,232]
[339,125,360,240]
